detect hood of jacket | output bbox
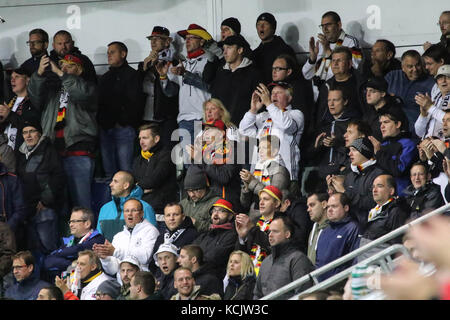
[113,185,144,209]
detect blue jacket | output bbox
[97,185,157,242]
[5,269,50,300]
[385,70,434,133]
[376,132,419,196]
[42,230,105,276]
[315,215,360,282]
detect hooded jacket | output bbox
[315,215,360,282]
[97,185,157,242]
[180,188,220,233]
[253,240,314,300]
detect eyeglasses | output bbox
[22,129,39,136]
[95,292,107,298]
[12,264,28,270]
[319,22,337,29]
[211,207,228,214]
[26,40,44,46]
[68,219,86,225]
[272,67,289,72]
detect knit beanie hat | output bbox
[221,17,241,35]
[96,280,121,299]
[184,166,209,190]
[256,12,277,31]
[258,185,282,202]
[349,137,374,160]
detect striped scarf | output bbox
[368,198,394,222]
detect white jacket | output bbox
[239,104,304,180]
[80,272,111,300]
[100,219,159,276]
[414,84,450,139]
[162,54,211,123]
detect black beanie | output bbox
[350,137,374,160]
[22,117,43,134]
[184,166,208,190]
[256,12,277,31]
[221,17,241,35]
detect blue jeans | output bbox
[63,156,95,209]
[100,126,136,179]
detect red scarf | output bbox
[188,48,205,59]
[210,222,233,230]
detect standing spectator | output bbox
[179,165,220,233]
[192,199,238,280]
[252,12,296,84]
[358,174,410,261]
[223,250,256,300]
[16,119,65,258]
[315,193,360,282]
[156,23,212,145]
[385,50,435,133]
[369,108,419,196]
[93,198,159,276]
[148,203,198,273]
[423,11,450,52]
[253,213,314,300]
[239,82,304,188]
[198,98,240,142]
[306,193,329,265]
[132,123,177,226]
[96,170,156,242]
[138,26,179,148]
[42,207,104,283]
[403,162,444,220]
[49,30,97,84]
[5,250,50,300]
[98,41,144,180]
[20,29,50,76]
[209,34,262,125]
[28,54,97,209]
[302,11,362,99]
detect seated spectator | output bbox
[97,170,157,242]
[358,174,410,261]
[16,119,65,257]
[192,199,237,280]
[312,87,356,178]
[240,134,290,212]
[5,250,50,300]
[177,244,223,297]
[415,64,450,139]
[423,11,450,52]
[306,193,329,265]
[252,12,297,84]
[116,256,140,300]
[362,77,406,141]
[315,193,360,282]
[28,53,98,209]
[179,165,220,233]
[171,267,221,300]
[239,82,304,190]
[358,39,401,79]
[93,198,159,277]
[235,185,282,275]
[385,50,435,133]
[302,11,362,99]
[152,243,179,300]
[94,279,121,300]
[0,67,40,154]
[253,213,314,299]
[42,207,104,283]
[36,286,64,300]
[223,250,256,300]
[403,162,444,220]
[328,137,385,232]
[129,271,161,300]
[133,122,178,229]
[369,108,419,196]
[148,203,198,274]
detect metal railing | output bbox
[260,202,450,300]
[289,244,410,300]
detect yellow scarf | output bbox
[141,149,154,160]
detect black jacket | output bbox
[209,59,263,125]
[284,198,313,254]
[193,263,224,297]
[344,162,386,232]
[362,197,410,244]
[252,36,296,84]
[193,226,238,280]
[97,62,144,129]
[132,142,178,215]
[403,182,445,220]
[16,137,66,212]
[223,275,256,300]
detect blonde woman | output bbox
[223,250,256,300]
[201,98,240,142]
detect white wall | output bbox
[0,0,447,75]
